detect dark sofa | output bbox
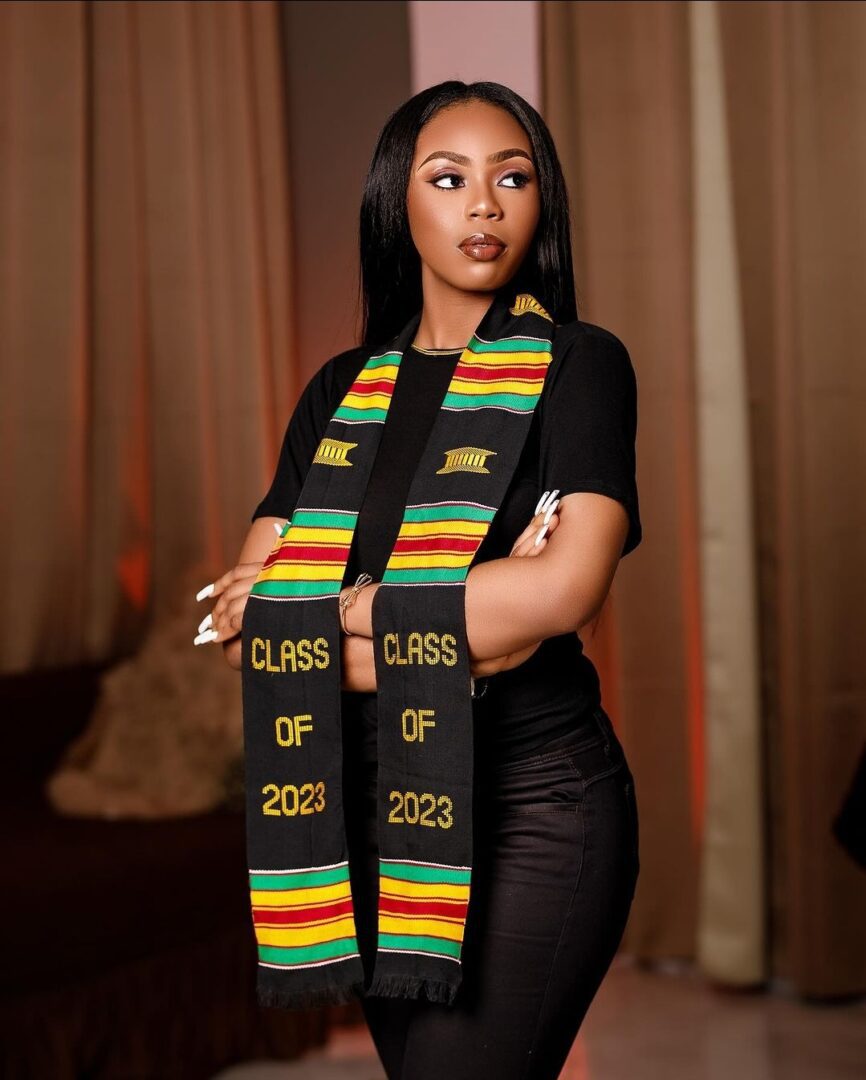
[0,665,355,1079]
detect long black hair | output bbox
[357,81,578,350]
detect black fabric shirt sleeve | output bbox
[539,323,642,557]
[250,359,338,523]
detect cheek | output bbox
[407,186,452,255]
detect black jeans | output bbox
[343,704,640,1080]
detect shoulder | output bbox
[544,318,636,401]
[551,318,632,369]
[297,344,368,409]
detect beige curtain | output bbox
[541,0,866,996]
[0,0,295,674]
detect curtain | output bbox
[0,0,295,673]
[541,0,866,996]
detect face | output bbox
[406,100,541,294]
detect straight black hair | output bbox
[357,81,579,351]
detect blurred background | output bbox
[1,1,864,1077]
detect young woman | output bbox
[199,81,641,1080]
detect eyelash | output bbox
[429,171,532,191]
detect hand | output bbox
[470,490,562,677]
[193,559,267,645]
[508,487,562,556]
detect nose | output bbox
[467,181,503,220]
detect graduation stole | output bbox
[241,287,556,1009]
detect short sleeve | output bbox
[540,325,642,557]
[250,360,336,523]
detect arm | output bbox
[342,490,629,661]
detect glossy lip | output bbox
[458,231,506,250]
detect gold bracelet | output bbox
[339,573,374,636]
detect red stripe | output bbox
[348,378,396,395]
[265,543,351,565]
[392,535,479,554]
[454,363,547,381]
[378,897,468,920]
[253,898,355,925]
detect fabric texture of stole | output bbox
[241,287,556,1009]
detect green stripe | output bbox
[258,938,359,965]
[250,865,350,890]
[251,580,341,598]
[402,504,495,523]
[378,934,462,959]
[333,405,389,422]
[468,337,551,353]
[379,861,471,885]
[364,351,401,368]
[442,391,540,410]
[381,567,470,585]
[290,509,357,529]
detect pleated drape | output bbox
[541,0,866,996]
[0,0,295,673]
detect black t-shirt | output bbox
[250,319,641,760]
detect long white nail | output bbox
[543,498,560,525]
[196,583,215,602]
[273,522,282,535]
[194,629,219,645]
[534,523,550,546]
[534,491,550,515]
[197,613,213,634]
[539,489,559,515]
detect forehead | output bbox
[413,102,531,159]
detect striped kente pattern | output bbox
[441,334,552,413]
[333,349,401,424]
[377,859,472,963]
[250,861,361,971]
[381,500,497,586]
[251,346,404,601]
[251,509,358,600]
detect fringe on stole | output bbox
[256,978,366,1011]
[365,972,461,1006]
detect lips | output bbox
[458,232,505,250]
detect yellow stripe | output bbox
[259,562,345,582]
[282,527,355,543]
[379,877,470,901]
[386,553,474,570]
[355,363,399,381]
[378,915,465,943]
[396,520,489,539]
[251,881,352,907]
[340,392,393,411]
[449,377,545,395]
[461,350,551,367]
[255,917,357,947]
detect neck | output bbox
[412,270,497,350]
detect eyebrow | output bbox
[416,148,533,170]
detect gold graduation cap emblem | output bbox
[436,447,497,475]
[313,437,358,467]
[509,293,553,322]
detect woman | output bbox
[198,81,641,1080]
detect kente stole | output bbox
[241,288,556,1008]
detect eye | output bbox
[500,171,532,189]
[428,170,533,191]
[431,172,463,190]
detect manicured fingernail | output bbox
[197,613,213,634]
[196,583,215,601]
[534,523,549,546]
[194,629,219,645]
[543,498,560,525]
[273,522,282,535]
[534,491,550,515]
